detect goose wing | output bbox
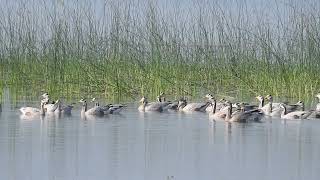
[183,102,210,112]
[282,111,313,120]
[230,109,264,122]
[108,104,125,114]
[19,107,40,115]
[145,102,163,112]
[86,106,104,116]
[44,102,59,113]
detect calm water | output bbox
[1,100,320,180]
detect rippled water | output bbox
[1,100,320,180]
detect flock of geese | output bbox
[19,93,125,118]
[18,92,320,122]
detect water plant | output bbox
[1,0,320,102]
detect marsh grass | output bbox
[1,0,320,102]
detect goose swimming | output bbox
[79,98,104,116]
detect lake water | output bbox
[1,100,320,180]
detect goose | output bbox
[262,95,304,117]
[43,99,60,113]
[208,98,229,121]
[259,95,281,116]
[41,94,60,113]
[19,99,46,116]
[159,92,166,102]
[311,94,320,118]
[177,97,211,112]
[225,101,264,122]
[260,95,286,117]
[41,93,50,104]
[316,94,320,111]
[102,104,125,114]
[233,102,258,112]
[54,101,74,115]
[79,98,104,116]
[90,97,126,114]
[155,94,178,111]
[205,94,226,112]
[42,92,49,98]
[279,103,313,120]
[138,96,163,112]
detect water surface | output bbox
[0,100,320,180]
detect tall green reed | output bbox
[0,0,320,102]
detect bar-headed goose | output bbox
[315,94,320,111]
[154,93,178,110]
[177,97,211,112]
[138,96,163,112]
[225,101,264,122]
[54,100,74,115]
[19,99,46,116]
[311,94,320,118]
[79,98,104,116]
[279,103,313,120]
[103,104,125,114]
[43,99,60,113]
[208,97,229,121]
[205,94,226,112]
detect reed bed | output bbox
[1,0,320,102]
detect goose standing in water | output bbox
[177,97,211,112]
[225,101,264,122]
[138,96,164,112]
[279,103,313,120]
[79,98,104,116]
[19,99,46,116]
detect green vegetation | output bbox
[1,0,320,102]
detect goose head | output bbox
[265,94,273,102]
[204,94,214,100]
[41,93,49,99]
[296,100,305,110]
[204,94,215,102]
[139,96,148,104]
[177,98,187,109]
[256,95,264,102]
[315,94,320,100]
[156,95,161,102]
[296,101,304,106]
[91,98,100,106]
[79,98,87,104]
[159,92,166,102]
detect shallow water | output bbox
[1,100,320,180]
